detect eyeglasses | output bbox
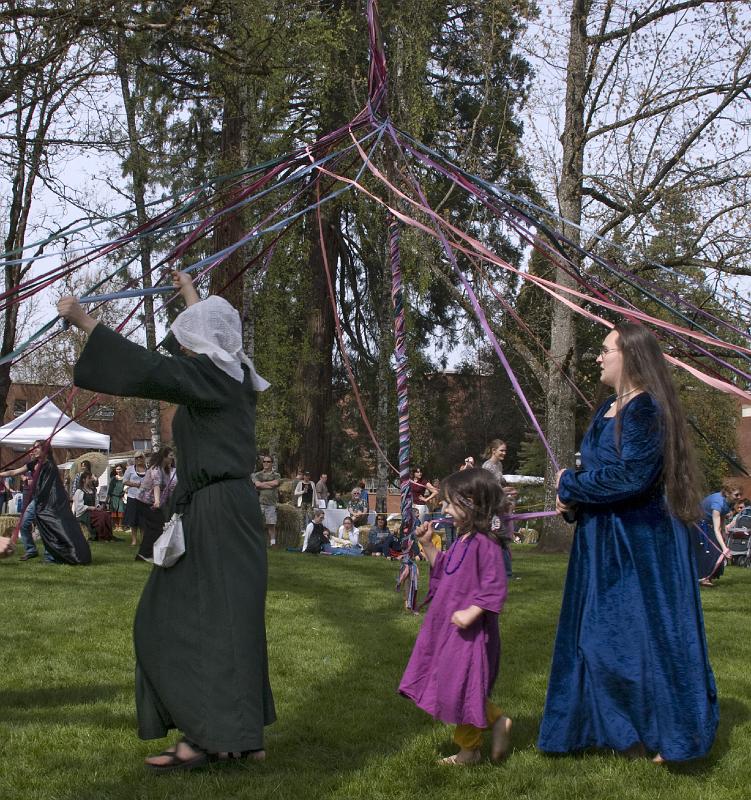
[262,460,272,464]
[598,346,620,356]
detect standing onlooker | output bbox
[252,457,282,547]
[315,472,330,505]
[106,464,127,530]
[294,471,318,528]
[136,446,176,562]
[482,439,517,578]
[358,479,369,509]
[0,440,44,560]
[696,487,736,586]
[0,475,12,514]
[123,452,148,547]
[409,467,438,523]
[73,472,99,541]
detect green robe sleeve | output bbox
[73,323,231,408]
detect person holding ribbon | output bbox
[538,322,718,762]
[399,468,512,765]
[58,271,275,772]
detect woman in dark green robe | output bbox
[59,275,275,769]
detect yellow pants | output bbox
[453,700,503,750]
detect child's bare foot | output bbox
[438,748,481,766]
[491,715,512,762]
[652,753,666,764]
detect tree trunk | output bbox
[116,48,161,450]
[538,0,589,552]
[209,84,248,314]
[294,203,337,476]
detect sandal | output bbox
[145,737,209,773]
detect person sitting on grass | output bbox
[330,515,360,548]
[302,510,330,554]
[364,513,391,557]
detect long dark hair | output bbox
[148,446,173,470]
[440,468,509,543]
[613,321,701,522]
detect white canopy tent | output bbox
[0,396,110,450]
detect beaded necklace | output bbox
[444,534,474,575]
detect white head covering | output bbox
[170,296,269,390]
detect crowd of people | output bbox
[0,278,732,774]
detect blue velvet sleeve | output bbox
[558,396,663,506]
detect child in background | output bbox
[398,468,512,765]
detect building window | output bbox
[132,439,151,452]
[743,405,751,418]
[134,405,151,423]
[89,403,115,421]
[13,399,27,417]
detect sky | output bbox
[2,1,749,377]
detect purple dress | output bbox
[399,533,507,728]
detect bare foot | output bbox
[438,748,481,766]
[491,715,512,762]
[652,753,666,764]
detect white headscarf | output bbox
[170,296,269,390]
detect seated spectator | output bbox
[364,513,392,557]
[347,488,368,526]
[728,500,751,531]
[418,526,443,558]
[302,510,330,554]
[331,516,361,548]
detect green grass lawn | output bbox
[1,544,749,800]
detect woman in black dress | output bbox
[58,271,274,770]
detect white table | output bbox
[324,509,375,533]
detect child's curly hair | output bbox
[441,468,510,544]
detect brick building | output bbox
[736,402,751,498]
[1,383,176,467]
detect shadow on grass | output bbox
[0,683,132,727]
[50,551,557,800]
[663,697,750,775]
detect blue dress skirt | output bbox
[537,394,718,761]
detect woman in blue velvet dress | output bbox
[538,322,718,762]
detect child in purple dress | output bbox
[399,468,512,765]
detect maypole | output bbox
[366,0,419,608]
